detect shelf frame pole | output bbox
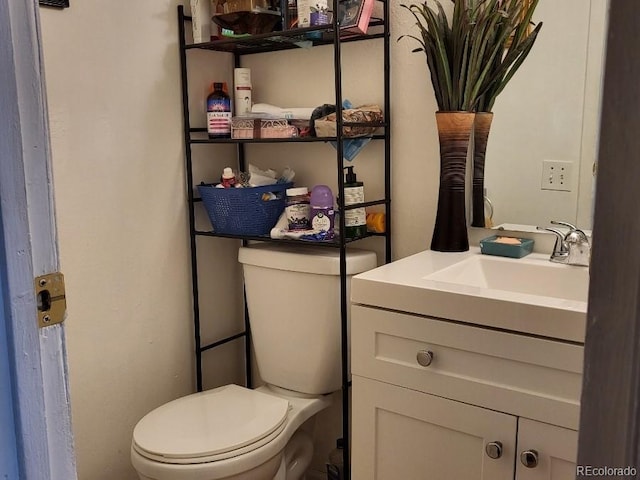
[383,0,392,263]
[234,53,254,390]
[230,52,253,388]
[330,1,351,478]
[177,5,205,392]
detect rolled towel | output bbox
[251,103,315,120]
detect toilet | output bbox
[131,244,377,480]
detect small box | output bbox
[338,0,374,36]
[231,117,297,139]
[480,235,535,258]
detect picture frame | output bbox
[39,0,69,8]
[337,0,373,35]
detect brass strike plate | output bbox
[35,273,66,328]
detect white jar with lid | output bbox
[285,187,311,231]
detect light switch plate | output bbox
[541,160,573,192]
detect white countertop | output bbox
[351,247,588,343]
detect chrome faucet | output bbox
[537,221,590,267]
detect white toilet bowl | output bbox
[131,384,331,480]
[131,245,376,480]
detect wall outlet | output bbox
[541,160,573,191]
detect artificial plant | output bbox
[400,0,542,113]
[399,0,544,247]
[474,0,543,112]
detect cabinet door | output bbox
[352,376,516,480]
[515,418,578,480]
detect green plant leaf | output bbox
[399,0,541,112]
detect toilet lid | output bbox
[132,384,289,461]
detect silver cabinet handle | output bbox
[485,441,503,459]
[520,450,539,468]
[416,350,434,367]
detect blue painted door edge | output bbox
[0,208,21,479]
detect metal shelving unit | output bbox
[177,3,390,477]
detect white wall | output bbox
[485,0,607,230]
[39,3,219,479]
[37,0,603,479]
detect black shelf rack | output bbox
[177,3,390,478]
[189,132,387,144]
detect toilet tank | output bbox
[238,244,377,395]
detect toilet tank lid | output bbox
[238,245,377,276]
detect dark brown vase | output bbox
[471,112,494,228]
[431,112,475,252]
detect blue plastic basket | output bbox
[197,182,292,236]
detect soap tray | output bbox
[479,235,534,259]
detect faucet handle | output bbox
[565,228,589,244]
[550,220,589,244]
[539,223,590,266]
[536,226,569,256]
[550,220,577,231]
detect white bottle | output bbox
[220,167,236,188]
[234,68,252,117]
[189,0,211,43]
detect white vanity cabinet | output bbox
[350,304,583,480]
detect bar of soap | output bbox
[494,236,522,245]
[480,235,534,258]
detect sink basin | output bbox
[424,255,589,303]
[351,247,589,343]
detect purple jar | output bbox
[309,185,335,238]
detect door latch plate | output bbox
[35,273,66,328]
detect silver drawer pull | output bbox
[520,450,539,468]
[485,441,503,459]
[416,350,434,367]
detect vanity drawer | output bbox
[351,305,584,429]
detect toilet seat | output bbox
[132,384,290,465]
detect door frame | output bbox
[0,0,76,478]
[577,0,640,472]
